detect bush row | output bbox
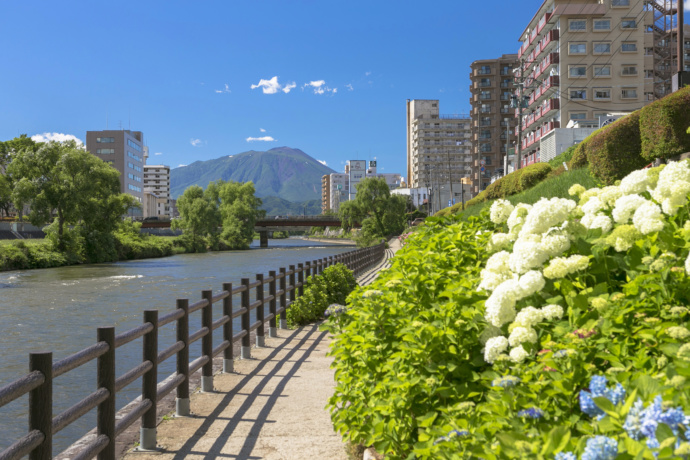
[463,162,552,209]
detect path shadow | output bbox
[169,324,328,460]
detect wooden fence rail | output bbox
[0,243,386,460]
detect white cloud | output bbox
[251,76,295,94]
[31,132,83,146]
[303,80,337,95]
[177,164,187,168]
[345,84,354,91]
[260,128,266,132]
[154,152,163,156]
[317,160,328,166]
[190,138,202,147]
[365,71,372,76]
[215,83,231,94]
[246,136,275,142]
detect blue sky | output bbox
[1,1,688,178]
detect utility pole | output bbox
[678,0,685,74]
[447,147,454,207]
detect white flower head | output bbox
[509,234,549,274]
[490,199,515,224]
[508,326,538,347]
[540,304,564,321]
[484,279,520,327]
[484,336,509,364]
[513,306,544,328]
[543,255,589,279]
[632,201,665,235]
[620,169,651,195]
[613,194,647,224]
[509,345,529,363]
[518,270,545,298]
[519,198,577,237]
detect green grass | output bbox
[459,167,601,220]
[0,239,45,246]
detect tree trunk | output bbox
[58,208,65,251]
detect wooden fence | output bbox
[0,243,385,460]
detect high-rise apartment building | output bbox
[513,0,685,166]
[321,160,402,213]
[405,100,472,203]
[469,54,519,194]
[143,165,171,218]
[85,130,147,213]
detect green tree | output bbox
[339,177,407,240]
[216,180,264,249]
[0,135,38,218]
[9,140,135,252]
[171,185,221,251]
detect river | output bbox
[0,238,353,454]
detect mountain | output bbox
[260,196,322,216]
[170,147,335,202]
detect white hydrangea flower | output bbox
[508,326,538,347]
[659,181,690,215]
[598,186,623,209]
[520,198,577,237]
[509,234,549,274]
[490,199,515,224]
[632,201,665,235]
[518,270,545,298]
[484,279,520,327]
[540,304,564,321]
[479,251,515,291]
[509,345,529,364]
[568,184,586,197]
[581,196,604,215]
[579,187,601,205]
[651,161,690,215]
[612,194,647,223]
[484,336,509,364]
[540,230,571,258]
[489,232,513,252]
[620,169,651,195]
[507,203,532,234]
[685,252,690,276]
[513,306,544,328]
[543,255,590,279]
[486,251,511,272]
[582,214,613,234]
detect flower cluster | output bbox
[579,376,626,420]
[517,407,544,419]
[623,395,690,450]
[557,436,618,460]
[491,375,520,388]
[490,199,514,224]
[433,429,469,445]
[324,304,348,317]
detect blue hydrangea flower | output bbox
[580,376,626,420]
[555,453,577,460]
[623,398,645,440]
[580,390,604,418]
[517,407,544,419]
[640,395,663,440]
[492,375,520,388]
[581,436,617,460]
[589,375,608,395]
[660,407,686,433]
[433,429,469,445]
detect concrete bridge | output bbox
[254,216,357,247]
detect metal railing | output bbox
[0,243,385,460]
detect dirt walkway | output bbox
[121,238,402,460]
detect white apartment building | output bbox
[321,160,402,213]
[513,0,682,166]
[143,164,171,218]
[406,100,473,197]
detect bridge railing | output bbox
[0,243,385,460]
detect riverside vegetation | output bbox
[0,137,264,271]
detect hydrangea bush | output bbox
[327,160,690,459]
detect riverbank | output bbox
[301,236,356,245]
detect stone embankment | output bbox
[116,238,400,459]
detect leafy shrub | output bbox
[0,243,30,270]
[568,141,588,169]
[287,263,357,327]
[640,85,690,161]
[465,162,553,208]
[548,145,577,168]
[584,111,647,184]
[518,162,551,190]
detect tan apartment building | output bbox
[86,130,148,216]
[405,100,472,206]
[469,54,519,194]
[143,164,171,218]
[512,0,681,166]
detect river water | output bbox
[0,238,353,454]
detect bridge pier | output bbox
[259,231,269,248]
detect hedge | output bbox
[464,162,552,208]
[640,85,690,161]
[583,111,648,184]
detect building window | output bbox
[621,42,637,52]
[594,19,611,31]
[593,42,611,54]
[479,65,491,75]
[569,66,587,78]
[570,89,587,100]
[594,88,611,100]
[128,184,142,192]
[570,112,587,120]
[480,143,492,153]
[96,137,114,143]
[621,18,637,29]
[500,66,512,75]
[127,139,142,152]
[569,19,587,31]
[480,117,491,126]
[569,42,587,54]
[612,0,630,6]
[480,130,491,139]
[621,87,638,99]
[479,78,491,87]
[480,104,491,113]
[127,151,142,162]
[594,65,612,77]
[621,65,638,76]
[480,91,491,100]
[96,148,115,154]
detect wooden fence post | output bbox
[313,259,319,276]
[97,327,115,460]
[201,290,213,392]
[305,261,311,282]
[140,310,158,451]
[176,299,190,416]
[255,274,265,347]
[297,263,304,297]
[268,271,277,338]
[279,267,287,329]
[29,352,52,460]
[222,283,233,373]
[241,279,251,359]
